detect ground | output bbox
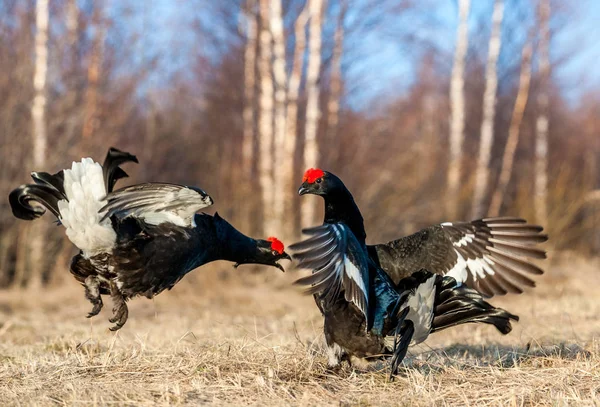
[0,254,599,406]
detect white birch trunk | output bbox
[29,0,50,288]
[301,0,326,227]
[325,0,346,167]
[471,0,504,218]
[280,5,310,238]
[258,0,276,234]
[534,0,550,225]
[32,0,49,168]
[271,0,288,235]
[446,0,470,220]
[242,0,257,177]
[489,42,533,215]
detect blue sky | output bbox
[110,0,600,110]
[341,0,600,109]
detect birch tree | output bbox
[446,0,470,220]
[534,0,550,225]
[301,0,326,227]
[325,0,346,167]
[270,0,288,235]
[242,0,257,178]
[471,0,504,218]
[29,0,50,287]
[241,0,258,232]
[489,41,533,215]
[32,0,49,169]
[258,0,276,234]
[281,4,309,238]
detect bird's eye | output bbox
[272,250,278,256]
[316,178,322,184]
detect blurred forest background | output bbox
[0,0,598,288]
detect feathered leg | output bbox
[324,329,346,371]
[108,280,129,331]
[84,275,103,317]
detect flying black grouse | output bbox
[9,148,290,330]
[291,168,526,377]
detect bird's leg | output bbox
[325,341,345,372]
[84,275,103,318]
[107,280,129,331]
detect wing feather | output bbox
[291,223,370,324]
[99,183,214,227]
[370,217,547,298]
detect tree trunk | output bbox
[32,0,49,170]
[27,0,50,289]
[534,0,550,225]
[488,41,533,215]
[446,0,470,220]
[271,0,288,236]
[66,0,78,49]
[242,0,257,177]
[258,0,276,235]
[301,0,326,227]
[471,0,504,219]
[242,0,258,232]
[325,0,346,168]
[281,4,310,239]
[82,2,106,141]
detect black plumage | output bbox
[292,169,520,377]
[368,217,547,298]
[9,147,290,330]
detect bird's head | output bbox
[249,237,291,272]
[298,168,344,197]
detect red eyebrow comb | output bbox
[302,168,324,183]
[267,237,284,254]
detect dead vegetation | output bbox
[0,255,598,406]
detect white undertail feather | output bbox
[405,275,437,345]
[57,157,116,255]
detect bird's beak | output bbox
[275,252,292,272]
[298,182,310,196]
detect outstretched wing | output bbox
[369,217,547,298]
[290,223,370,325]
[100,183,214,227]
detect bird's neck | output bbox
[324,189,367,244]
[209,214,261,265]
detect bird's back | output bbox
[109,214,218,298]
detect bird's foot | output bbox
[84,276,103,318]
[108,281,129,331]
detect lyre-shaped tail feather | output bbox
[102,147,138,193]
[9,184,63,220]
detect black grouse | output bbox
[291,168,520,377]
[9,148,291,330]
[300,169,548,298]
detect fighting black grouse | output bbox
[9,148,290,330]
[291,168,521,376]
[300,169,548,298]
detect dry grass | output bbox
[1,255,599,406]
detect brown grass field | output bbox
[0,253,599,406]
